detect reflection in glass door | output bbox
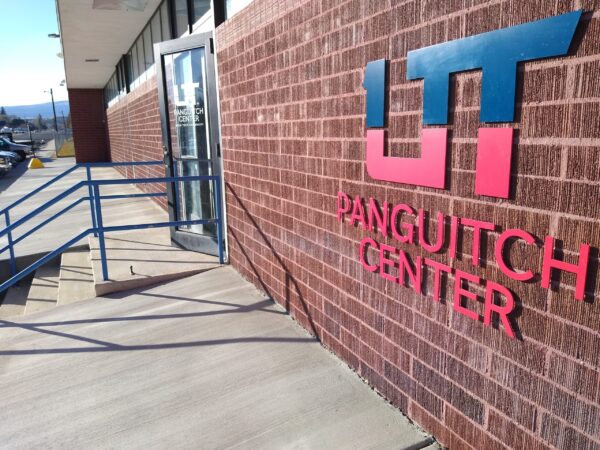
[158,32,222,255]
[165,47,215,237]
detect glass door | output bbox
[156,32,222,255]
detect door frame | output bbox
[155,31,224,255]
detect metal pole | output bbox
[215,178,224,265]
[5,211,16,276]
[50,88,58,132]
[173,161,181,220]
[86,166,98,237]
[93,184,109,281]
[27,122,34,157]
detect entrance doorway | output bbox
[156,32,223,256]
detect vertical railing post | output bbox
[93,184,109,281]
[4,211,16,276]
[173,162,181,220]
[86,164,98,237]
[215,177,224,265]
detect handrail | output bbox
[89,174,224,281]
[90,175,220,186]
[0,161,224,292]
[0,181,87,238]
[0,229,92,292]
[99,193,166,201]
[0,218,219,294]
[0,160,163,217]
[0,175,209,239]
[0,160,164,275]
[0,164,80,216]
[81,161,164,168]
[0,192,167,255]
[0,197,88,254]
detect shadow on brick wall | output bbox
[226,182,319,338]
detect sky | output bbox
[0,0,68,107]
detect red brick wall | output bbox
[105,76,166,209]
[68,89,110,163]
[216,1,600,449]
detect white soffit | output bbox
[57,0,162,88]
[93,0,149,11]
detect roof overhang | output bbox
[56,0,162,89]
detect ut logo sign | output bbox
[363,10,582,199]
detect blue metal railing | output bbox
[0,161,224,294]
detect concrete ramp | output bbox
[89,228,221,296]
[0,266,437,449]
[0,228,221,318]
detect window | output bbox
[104,71,120,107]
[112,74,119,99]
[130,45,139,90]
[151,10,162,45]
[161,1,171,39]
[192,0,210,23]
[225,0,253,19]
[172,0,189,37]
[214,0,253,26]
[104,0,229,107]
[120,55,131,92]
[136,36,146,82]
[129,0,173,87]
[143,26,153,68]
[113,57,129,96]
[116,64,123,94]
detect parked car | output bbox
[0,156,12,172]
[0,131,14,142]
[0,150,22,165]
[0,137,31,160]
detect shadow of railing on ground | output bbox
[0,294,313,356]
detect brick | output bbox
[549,288,600,333]
[71,88,111,163]
[384,361,416,398]
[413,360,485,424]
[501,0,569,27]
[465,3,502,36]
[576,15,600,58]
[574,59,600,99]
[544,383,600,438]
[161,1,600,449]
[452,313,547,374]
[410,403,453,448]
[566,146,600,182]
[515,144,562,178]
[445,355,537,430]
[487,410,553,450]
[540,413,598,450]
[559,180,600,218]
[521,65,568,104]
[444,406,508,450]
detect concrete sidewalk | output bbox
[0,266,438,449]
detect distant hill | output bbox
[3,101,70,119]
